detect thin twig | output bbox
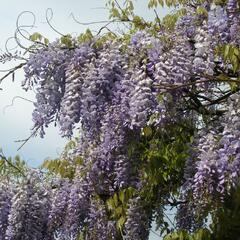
[5,36,19,54]
[150,229,161,237]
[163,211,176,228]
[195,94,213,102]
[114,0,131,20]
[3,96,34,114]
[205,88,239,106]
[16,11,37,44]
[46,8,65,37]
[0,63,25,84]
[154,75,240,91]
[70,12,130,26]
[154,9,161,27]
[14,31,32,53]
[16,126,40,151]
[0,64,27,72]
[96,22,118,36]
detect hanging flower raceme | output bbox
[124,196,151,240]
[64,174,90,238]
[23,41,74,137]
[0,183,14,240]
[47,178,71,236]
[5,172,51,240]
[59,43,95,137]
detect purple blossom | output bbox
[125,196,151,240]
[48,179,71,235]
[0,183,13,240]
[5,172,50,240]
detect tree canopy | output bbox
[0,0,240,239]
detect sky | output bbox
[0,1,169,239]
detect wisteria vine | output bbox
[0,0,240,239]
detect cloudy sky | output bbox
[0,1,169,238]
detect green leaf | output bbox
[220,44,240,73]
[224,44,230,60]
[193,229,211,240]
[119,190,125,203]
[232,54,239,73]
[196,6,208,16]
[29,32,42,41]
[106,197,115,211]
[111,8,121,19]
[115,206,123,216]
[158,0,165,6]
[148,0,158,8]
[60,35,73,48]
[44,38,49,45]
[113,193,118,206]
[142,126,153,137]
[117,216,125,230]
[78,29,93,43]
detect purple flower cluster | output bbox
[227,0,240,43]
[5,172,50,240]
[208,6,230,44]
[64,176,90,238]
[179,93,240,229]
[23,41,73,137]
[176,12,197,39]
[59,44,95,137]
[48,179,71,235]
[86,198,117,240]
[0,183,13,240]
[125,196,151,240]
[188,94,240,202]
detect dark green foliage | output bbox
[210,187,240,240]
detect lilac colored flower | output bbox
[0,183,13,240]
[48,179,71,235]
[208,6,230,43]
[59,44,95,137]
[86,198,117,240]
[64,176,90,238]
[5,172,50,240]
[125,196,151,240]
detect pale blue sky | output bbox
[0,1,169,239]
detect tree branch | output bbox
[0,63,26,84]
[15,126,40,151]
